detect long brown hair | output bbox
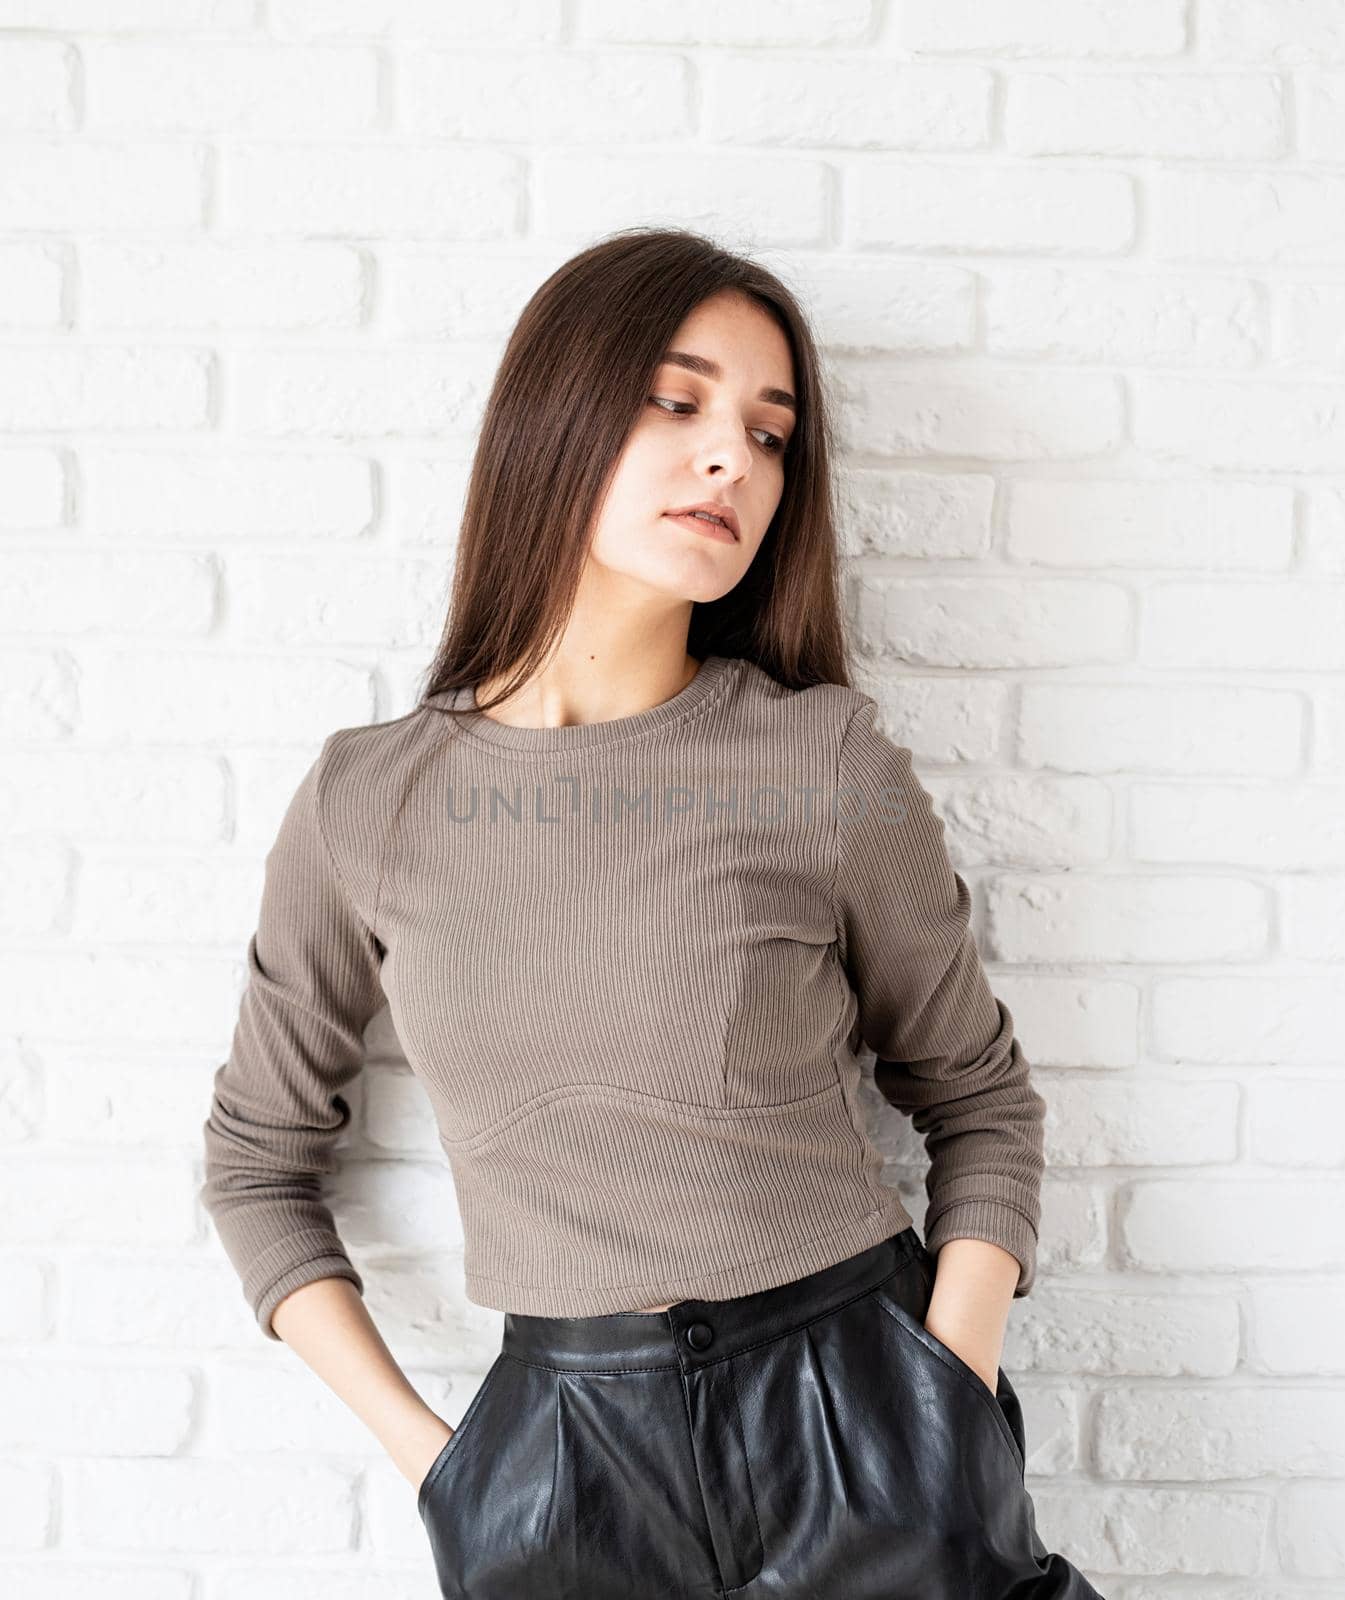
[416,225,854,715]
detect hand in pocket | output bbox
[922,1314,1001,1397]
[407,1422,456,1494]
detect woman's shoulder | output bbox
[319,698,438,769]
[730,655,878,738]
[302,700,445,844]
[729,663,922,817]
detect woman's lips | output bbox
[664,510,738,545]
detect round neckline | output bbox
[440,654,736,753]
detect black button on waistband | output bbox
[685,1322,714,1350]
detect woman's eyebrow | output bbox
[661,348,796,413]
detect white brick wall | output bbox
[2,1,1342,1593]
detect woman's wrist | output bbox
[922,1237,1020,1392]
[392,1408,455,1487]
[268,1278,457,1483]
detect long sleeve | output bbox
[832,698,1046,1297]
[199,737,386,1339]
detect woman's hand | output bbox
[921,1237,1020,1396]
[264,1277,463,1496]
[402,1419,455,1493]
[923,1306,1002,1395]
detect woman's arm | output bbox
[201,734,452,1487]
[200,737,385,1340]
[271,1276,453,1489]
[831,696,1047,1386]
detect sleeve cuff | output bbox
[923,1199,1040,1298]
[244,1232,365,1340]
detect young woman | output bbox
[201,226,1104,1598]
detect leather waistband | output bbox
[499,1225,922,1373]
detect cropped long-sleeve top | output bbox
[199,653,1046,1339]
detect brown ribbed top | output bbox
[200,654,1045,1340]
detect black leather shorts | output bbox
[416,1226,1106,1597]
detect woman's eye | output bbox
[648,396,787,454]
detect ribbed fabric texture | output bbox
[200,654,1046,1340]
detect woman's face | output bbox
[586,289,797,604]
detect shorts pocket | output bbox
[872,1248,1027,1478]
[417,1352,506,1519]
